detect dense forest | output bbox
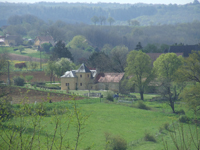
[0,1,200,65]
[0,1,200,26]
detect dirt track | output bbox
[0,71,59,83]
[1,86,83,104]
[8,53,46,62]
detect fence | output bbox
[84,93,101,97]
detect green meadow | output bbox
[0,46,46,59]
[1,94,198,150]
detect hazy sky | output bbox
[0,0,194,5]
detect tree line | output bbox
[0,1,200,26]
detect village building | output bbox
[34,36,55,47]
[4,35,22,46]
[61,63,124,92]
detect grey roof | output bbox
[61,70,77,77]
[61,64,97,78]
[77,63,91,73]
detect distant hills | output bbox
[0,2,200,26]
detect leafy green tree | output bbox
[67,35,93,51]
[153,53,183,113]
[18,45,24,54]
[107,17,115,26]
[177,51,200,114]
[54,58,75,79]
[111,45,129,72]
[0,50,8,78]
[130,20,140,26]
[41,43,53,53]
[45,60,56,83]
[88,52,112,72]
[177,51,200,83]
[51,41,73,61]
[125,50,154,100]
[91,16,99,25]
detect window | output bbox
[80,74,82,78]
[80,83,82,86]
[66,83,69,86]
[88,74,90,77]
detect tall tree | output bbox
[99,16,106,25]
[177,51,200,114]
[88,52,111,72]
[125,50,154,100]
[135,42,143,50]
[177,51,200,83]
[111,45,129,72]
[91,16,99,25]
[153,53,183,113]
[54,58,75,79]
[107,17,115,26]
[51,41,73,61]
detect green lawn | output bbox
[1,97,198,150]
[0,46,46,59]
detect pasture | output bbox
[0,46,46,59]
[0,89,198,150]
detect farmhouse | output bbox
[61,63,124,92]
[4,35,22,46]
[34,36,55,47]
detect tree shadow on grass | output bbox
[0,124,53,137]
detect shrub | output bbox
[163,122,169,130]
[144,132,156,142]
[25,75,33,83]
[176,109,185,115]
[106,93,114,102]
[179,115,190,123]
[137,101,150,110]
[105,132,127,150]
[0,96,14,121]
[34,103,47,116]
[13,76,25,86]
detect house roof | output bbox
[164,45,200,57]
[97,73,124,83]
[36,36,53,42]
[61,63,96,78]
[146,53,183,62]
[77,63,91,73]
[5,35,19,40]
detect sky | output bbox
[0,0,194,5]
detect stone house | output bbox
[34,36,55,47]
[61,63,124,92]
[4,35,22,46]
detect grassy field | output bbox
[0,95,198,150]
[0,46,46,59]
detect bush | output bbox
[137,101,150,110]
[179,115,190,123]
[0,96,14,121]
[163,122,169,130]
[176,109,185,115]
[13,76,25,86]
[105,132,127,150]
[144,132,156,142]
[106,93,114,102]
[34,102,47,116]
[25,75,33,83]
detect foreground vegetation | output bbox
[0,93,199,150]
